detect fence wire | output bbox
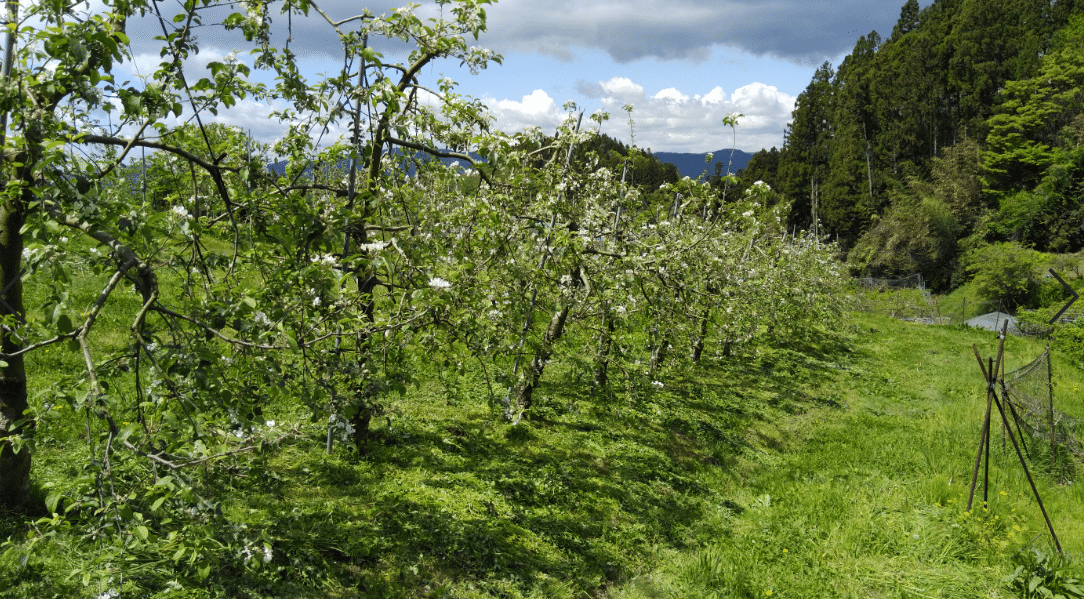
[854,275,1013,327]
[1003,348,1082,464]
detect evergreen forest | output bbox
[746,0,1084,298]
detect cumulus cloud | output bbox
[485,77,795,153]
[577,77,646,105]
[486,90,565,133]
[653,88,689,102]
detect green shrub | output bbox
[965,242,1052,309]
[1004,547,1084,599]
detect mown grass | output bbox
[613,314,1084,599]
[2,239,1083,597]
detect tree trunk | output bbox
[690,305,711,363]
[514,303,570,417]
[0,186,30,509]
[593,305,615,388]
[863,120,874,204]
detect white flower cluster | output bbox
[330,413,356,442]
[746,180,772,196]
[310,253,337,266]
[171,205,191,219]
[466,46,497,74]
[243,0,264,26]
[358,241,388,253]
[240,542,273,565]
[428,277,452,290]
[254,311,271,327]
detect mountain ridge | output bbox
[653,149,755,179]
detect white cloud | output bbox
[598,77,644,104]
[702,86,726,104]
[487,89,565,133]
[653,87,689,102]
[485,77,795,152]
[496,89,557,115]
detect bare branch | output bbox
[151,305,280,350]
[306,0,373,34]
[384,135,493,187]
[76,134,241,175]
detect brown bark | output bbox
[690,305,711,363]
[0,184,30,509]
[515,303,570,415]
[593,307,615,388]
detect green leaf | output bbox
[135,526,149,541]
[117,423,139,443]
[122,93,141,115]
[56,314,73,335]
[45,490,62,514]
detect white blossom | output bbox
[266,420,275,428]
[652,381,664,388]
[358,241,387,253]
[428,277,452,290]
[254,311,271,327]
[171,205,190,219]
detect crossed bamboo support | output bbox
[966,323,1062,553]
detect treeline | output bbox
[523,130,682,195]
[746,0,1084,292]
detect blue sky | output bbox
[99,0,930,154]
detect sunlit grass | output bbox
[5,232,1084,598]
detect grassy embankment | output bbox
[1,239,1082,598]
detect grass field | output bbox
[2,249,1083,598]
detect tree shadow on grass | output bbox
[230,327,857,597]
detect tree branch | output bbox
[76,134,241,175]
[384,135,493,187]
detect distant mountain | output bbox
[653,149,755,180]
